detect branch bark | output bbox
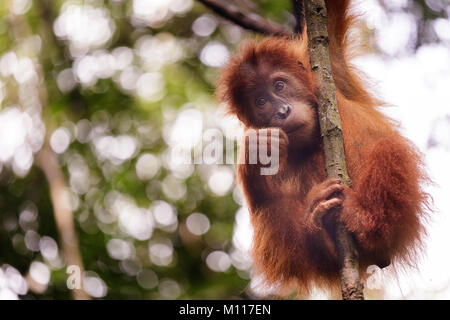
[196,0,290,36]
[301,0,364,300]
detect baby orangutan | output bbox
[216,0,430,294]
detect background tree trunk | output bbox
[7,0,90,299]
[37,146,90,300]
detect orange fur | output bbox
[216,0,430,294]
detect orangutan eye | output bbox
[256,97,267,107]
[274,80,285,92]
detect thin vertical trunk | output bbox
[7,0,90,299]
[300,0,365,300]
[36,146,90,300]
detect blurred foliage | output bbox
[379,0,449,49]
[0,0,447,300]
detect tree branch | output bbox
[196,0,290,36]
[300,0,365,300]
